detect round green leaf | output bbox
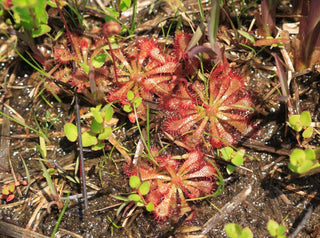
[13,0,37,8]
[91,119,102,134]
[123,104,132,112]
[129,176,141,189]
[32,24,51,38]
[127,91,134,101]
[267,220,279,236]
[226,164,235,175]
[231,150,244,166]
[297,159,313,174]
[133,97,142,107]
[98,126,112,140]
[91,105,103,123]
[128,194,142,202]
[139,181,150,195]
[288,115,303,132]
[289,149,305,166]
[302,126,313,138]
[81,132,98,147]
[103,106,113,122]
[146,202,154,212]
[220,147,234,161]
[305,149,315,161]
[225,223,242,238]
[120,0,131,11]
[92,53,106,68]
[241,227,253,238]
[8,184,15,193]
[300,111,312,127]
[79,63,89,75]
[91,142,105,151]
[64,123,78,142]
[2,185,10,195]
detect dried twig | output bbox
[201,184,252,235]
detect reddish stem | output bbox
[54,0,77,57]
[105,37,119,84]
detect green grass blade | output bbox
[51,193,69,238]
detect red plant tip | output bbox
[128,113,136,123]
[3,0,12,9]
[80,39,88,49]
[102,21,121,37]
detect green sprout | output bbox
[112,175,154,216]
[288,148,320,174]
[288,111,313,138]
[224,223,253,238]
[123,91,142,114]
[219,147,245,174]
[64,104,114,151]
[267,220,287,238]
[11,0,51,37]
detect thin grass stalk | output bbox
[74,88,88,211]
[130,0,138,34]
[51,193,69,238]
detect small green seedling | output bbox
[267,220,287,238]
[288,148,320,174]
[1,180,27,202]
[112,175,154,216]
[123,91,142,123]
[64,104,114,150]
[219,147,245,174]
[128,175,154,211]
[11,0,51,37]
[288,111,313,138]
[224,223,253,238]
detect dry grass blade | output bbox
[201,184,252,235]
[0,220,50,238]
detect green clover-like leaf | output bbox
[120,0,131,11]
[127,91,134,101]
[91,142,105,151]
[128,194,142,202]
[267,220,286,237]
[146,202,154,212]
[98,127,112,140]
[300,111,311,127]
[289,148,315,174]
[2,185,10,195]
[81,132,98,147]
[103,105,113,122]
[91,119,102,134]
[123,104,132,112]
[129,176,141,189]
[91,105,103,123]
[225,223,253,238]
[132,97,142,108]
[226,164,235,174]
[139,181,150,196]
[302,126,313,138]
[219,147,234,161]
[231,150,245,166]
[92,53,106,68]
[64,123,78,142]
[288,115,303,132]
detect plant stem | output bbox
[74,88,88,211]
[51,193,69,238]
